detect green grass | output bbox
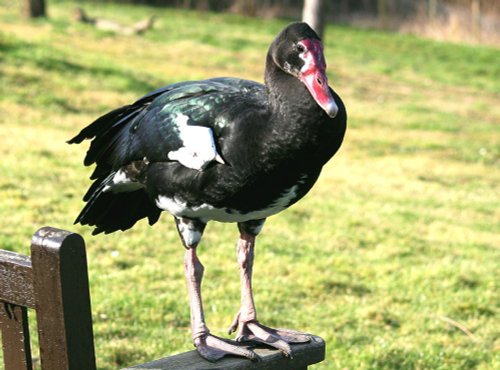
[1,1,499,369]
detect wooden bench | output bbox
[1,227,325,370]
[0,227,96,370]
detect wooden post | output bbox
[471,0,481,40]
[378,0,388,28]
[31,227,96,370]
[302,0,327,39]
[428,0,437,20]
[23,0,46,18]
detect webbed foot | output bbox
[228,317,311,358]
[194,333,260,362]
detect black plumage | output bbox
[70,74,345,232]
[70,22,347,361]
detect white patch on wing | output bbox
[155,195,189,215]
[103,169,143,193]
[112,170,129,184]
[156,175,307,223]
[168,113,223,171]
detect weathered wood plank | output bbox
[0,250,35,308]
[0,302,33,370]
[31,226,97,370]
[124,335,325,370]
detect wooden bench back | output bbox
[0,227,96,370]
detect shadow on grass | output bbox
[32,56,160,93]
[2,37,164,113]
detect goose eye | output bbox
[296,44,306,53]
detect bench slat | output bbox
[0,302,33,370]
[123,335,325,370]
[0,250,35,308]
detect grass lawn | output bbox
[0,1,499,369]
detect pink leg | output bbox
[176,217,258,362]
[184,247,209,341]
[183,244,258,362]
[234,233,257,325]
[228,227,311,357]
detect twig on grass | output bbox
[437,315,479,342]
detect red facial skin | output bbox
[297,39,338,118]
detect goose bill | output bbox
[298,39,338,118]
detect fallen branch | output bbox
[74,8,156,35]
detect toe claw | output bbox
[228,312,240,335]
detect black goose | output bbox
[69,22,347,361]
